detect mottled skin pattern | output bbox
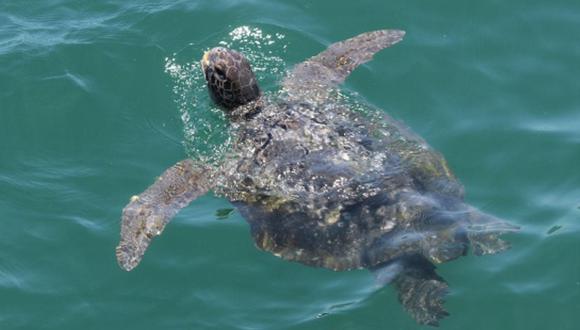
[116,30,517,326]
[202,48,260,109]
[282,30,406,102]
[116,160,211,271]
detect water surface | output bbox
[1,0,579,329]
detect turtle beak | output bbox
[201,51,210,71]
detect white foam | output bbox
[163,26,288,164]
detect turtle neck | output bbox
[227,97,265,122]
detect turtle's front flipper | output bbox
[282,29,405,94]
[374,256,450,327]
[116,159,213,271]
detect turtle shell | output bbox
[216,99,468,270]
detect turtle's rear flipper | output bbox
[373,256,450,327]
[464,208,519,256]
[116,159,213,271]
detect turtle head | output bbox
[201,47,261,110]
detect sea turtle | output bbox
[116,30,517,326]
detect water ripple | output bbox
[1,12,116,55]
[1,1,579,329]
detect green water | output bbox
[1,0,579,329]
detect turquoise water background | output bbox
[1,0,579,329]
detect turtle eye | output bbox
[214,67,226,80]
